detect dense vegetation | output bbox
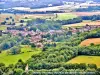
[26,17,82,31]
[81,15,100,21]
[76,6,100,12]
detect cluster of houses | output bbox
[6,29,47,48]
[4,28,65,48]
[1,24,100,48]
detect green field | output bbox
[55,13,77,20]
[67,56,100,68]
[0,46,42,66]
[0,26,7,30]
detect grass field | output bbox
[0,46,42,66]
[80,38,100,46]
[0,26,7,30]
[55,13,77,20]
[67,56,100,68]
[62,21,100,29]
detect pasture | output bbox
[80,38,100,46]
[0,46,42,66]
[67,56,100,68]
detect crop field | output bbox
[67,56,100,68]
[0,13,54,22]
[73,12,100,16]
[80,38,100,46]
[62,21,100,29]
[55,13,77,20]
[0,46,42,66]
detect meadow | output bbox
[0,45,42,66]
[67,55,100,68]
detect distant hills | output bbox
[0,0,100,9]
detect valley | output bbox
[0,0,100,74]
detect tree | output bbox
[90,43,94,46]
[88,64,97,69]
[21,39,30,45]
[10,46,21,55]
[0,69,3,75]
[59,67,66,72]
[30,43,36,48]
[14,69,23,75]
[20,20,24,23]
[0,51,2,53]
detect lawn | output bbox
[55,13,77,20]
[0,46,42,66]
[80,38,100,46]
[0,26,7,30]
[67,56,100,68]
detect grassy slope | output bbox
[0,46,42,66]
[67,56,100,68]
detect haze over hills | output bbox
[0,0,100,9]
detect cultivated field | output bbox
[80,38,100,46]
[0,46,41,66]
[67,56,100,68]
[62,21,100,29]
[73,12,100,16]
[0,13,54,23]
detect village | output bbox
[0,23,100,48]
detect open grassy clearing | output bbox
[62,21,100,29]
[55,13,77,20]
[80,38,100,46]
[0,45,42,66]
[67,56,100,68]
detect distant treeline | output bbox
[56,17,82,25]
[0,9,64,14]
[76,6,100,12]
[81,15,100,21]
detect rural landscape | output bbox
[0,0,100,75]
